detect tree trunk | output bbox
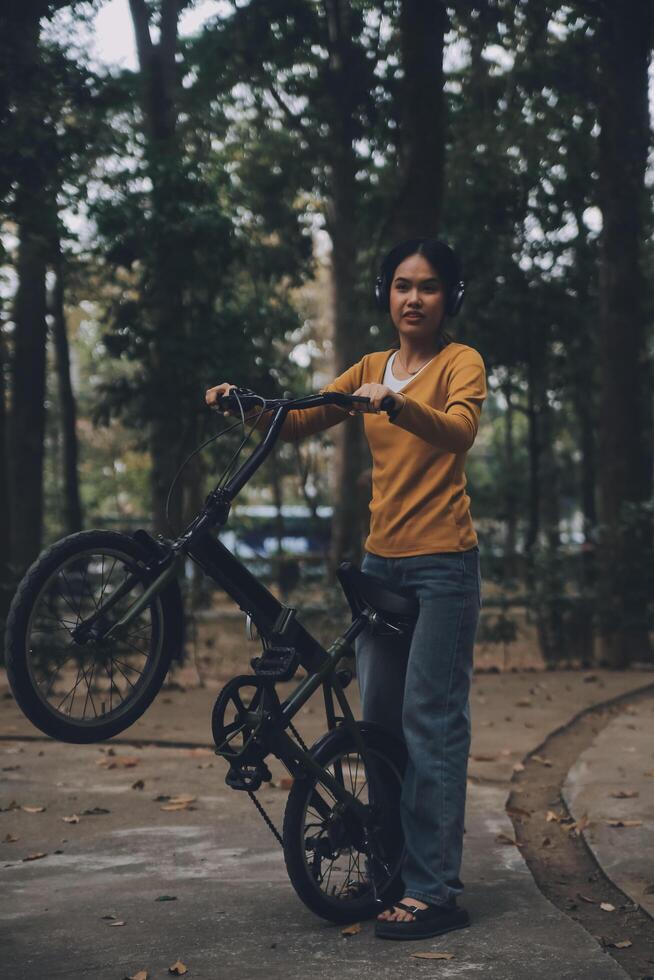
[7,11,51,576]
[0,329,12,622]
[9,213,49,575]
[128,0,189,536]
[596,0,653,667]
[51,241,83,535]
[391,0,447,239]
[501,379,518,582]
[323,0,370,576]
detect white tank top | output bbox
[382,350,435,392]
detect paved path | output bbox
[563,702,654,917]
[2,667,654,978]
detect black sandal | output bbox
[375,900,470,941]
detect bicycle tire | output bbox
[5,530,179,743]
[282,722,406,923]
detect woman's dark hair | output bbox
[376,237,463,349]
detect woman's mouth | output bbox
[403,312,423,321]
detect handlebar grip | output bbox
[380,395,396,414]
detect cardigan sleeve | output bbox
[389,348,487,453]
[254,357,366,442]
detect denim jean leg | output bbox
[398,550,480,907]
[354,553,409,745]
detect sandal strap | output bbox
[395,901,423,916]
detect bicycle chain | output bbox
[245,718,311,849]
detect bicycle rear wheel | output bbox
[5,530,178,743]
[282,723,406,923]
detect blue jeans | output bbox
[355,547,482,908]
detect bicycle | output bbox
[4,386,419,922]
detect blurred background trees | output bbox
[1,0,652,669]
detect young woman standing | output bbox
[205,237,486,941]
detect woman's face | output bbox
[389,253,447,343]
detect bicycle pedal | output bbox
[225,761,271,792]
[250,646,299,682]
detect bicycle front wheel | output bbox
[5,530,177,743]
[282,723,406,923]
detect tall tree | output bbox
[595,0,653,666]
[390,0,447,240]
[50,239,83,534]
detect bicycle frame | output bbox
[100,393,386,815]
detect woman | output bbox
[205,237,486,941]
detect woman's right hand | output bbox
[205,382,237,414]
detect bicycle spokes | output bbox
[26,549,161,722]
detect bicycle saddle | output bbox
[336,561,419,621]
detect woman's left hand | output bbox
[349,383,405,416]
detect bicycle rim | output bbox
[24,547,164,727]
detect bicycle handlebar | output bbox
[201,387,397,519]
[215,387,397,415]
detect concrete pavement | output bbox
[1,666,654,979]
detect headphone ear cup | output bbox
[447,281,465,317]
[374,275,388,312]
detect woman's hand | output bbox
[205,382,237,415]
[350,383,405,417]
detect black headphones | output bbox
[374,239,466,318]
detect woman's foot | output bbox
[377,896,428,921]
[375,899,470,941]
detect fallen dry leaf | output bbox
[183,748,212,758]
[600,902,616,912]
[609,789,639,799]
[609,940,632,949]
[643,770,654,778]
[506,805,532,819]
[577,893,597,904]
[21,805,46,813]
[168,961,188,976]
[341,922,361,936]
[546,810,562,823]
[531,755,553,767]
[160,795,197,812]
[124,972,148,980]
[131,780,145,791]
[3,833,18,843]
[108,920,126,927]
[410,952,455,960]
[81,807,110,816]
[496,832,521,847]
[569,813,590,836]
[97,755,140,770]
[22,852,47,861]
[541,836,552,847]
[606,819,642,828]
[512,762,525,773]
[471,753,497,762]
[62,814,80,824]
